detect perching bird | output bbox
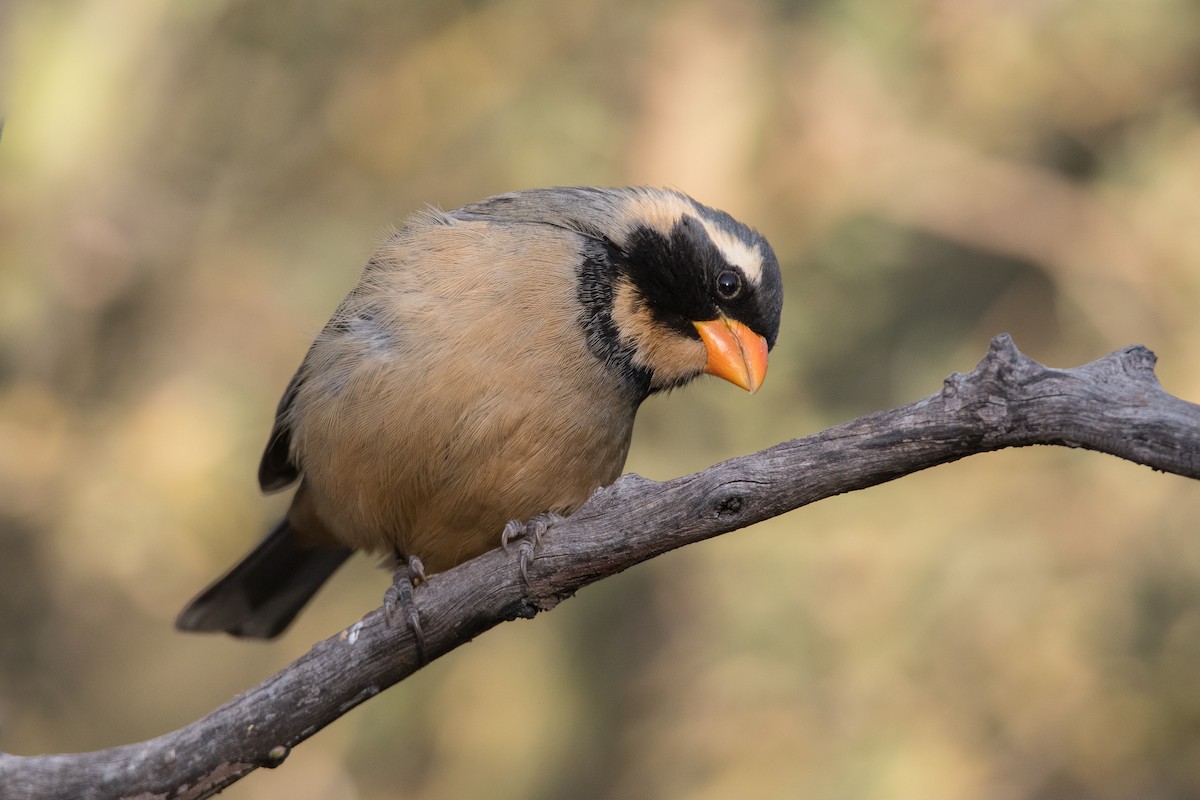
[176,186,783,639]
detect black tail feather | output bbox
[176,519,353,639]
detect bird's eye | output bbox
[716,270,742,299]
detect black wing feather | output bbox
[258,369,304,493]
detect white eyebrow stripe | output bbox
[618,189,765,284]
[700,218,764,284]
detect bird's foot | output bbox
[501,512,561,586]
[384,554,427,658]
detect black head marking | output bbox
[575,237,654,400]
[574,199,783,398]
[617,212,783,350]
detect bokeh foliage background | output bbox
[3,1,1200,797]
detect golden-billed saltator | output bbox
[177,186,783,638]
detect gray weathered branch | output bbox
[2,334,1198,800]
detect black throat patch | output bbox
[575,236,654,402]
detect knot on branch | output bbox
[976,333,1042,385]
[706,483,752,521]
[941,334,1051,420]
[264,745,290,768]
[1119,345,1158,376]
[1090,344,1162,396]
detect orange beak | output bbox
[693,317,769,394]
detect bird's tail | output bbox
[175,518,353,639]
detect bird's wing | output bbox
[257,365,305,493]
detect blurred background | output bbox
[3,0,1200,797]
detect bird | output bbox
[175,186,783,639]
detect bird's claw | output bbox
[384,554,427,659]
[501,513,559,587]
[406,553,427,585]
[500,520,524,553]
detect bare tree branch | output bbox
[2,334,1198,800]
